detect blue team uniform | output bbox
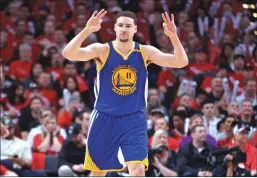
[84,41,149,172]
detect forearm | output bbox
[169,35,188,68]
[37,135,50,153]
[158,164,178,176]
[226,165,233,177]
[52,137,62,152]
[4,170,18,176]
[62,27,92,59]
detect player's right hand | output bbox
[86,9,107,33]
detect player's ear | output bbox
[134,25,137,33]
[114,23,117,32]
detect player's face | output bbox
[114,17,137,43]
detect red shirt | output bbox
[148,136,179,151]
[8,60,32,81]
[170,129,185,143]
[219,138,257,171]
[186,63,216,77]
[47,67,64,81]
[40,88,57,107]
[249,131,257,148]
[157,69,175,88]
[58,110,72,128]
[33,134,64,155]
[58,74,88,92]
[0,165,8,175]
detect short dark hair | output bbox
[201,99,215,108]
[190,124,205,133]
[116,11,137,24]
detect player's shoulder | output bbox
[141,44,158,51]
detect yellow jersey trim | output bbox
[84,151,149,172]
[84,145,101,171]
[125,156,149,171]
[139,44,148,68]
[97,43,110,71]
[112,41,135,60]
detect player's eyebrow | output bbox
[117,23,132,26]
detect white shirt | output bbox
[27,125,67,148]
[236,93,257,107]
[1,137,32,161]
[203,116,221,140]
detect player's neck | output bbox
[113,40,134,52]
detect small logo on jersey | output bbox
[112,65,137,96]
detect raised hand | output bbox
[86,9,107,33]
[161,12,177,38]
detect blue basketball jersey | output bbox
[94,41,148,116]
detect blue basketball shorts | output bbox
[84,109,148,172]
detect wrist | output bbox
[169,35,179,44]
[83,27,93,34]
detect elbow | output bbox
[62,49,75,61]
[175,58,189,68]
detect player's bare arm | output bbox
[142,12,188,68]
[62,9,108,63]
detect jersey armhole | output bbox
[96,43,110,71]
[139,44,150,68]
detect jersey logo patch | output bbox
[112,65,137,96]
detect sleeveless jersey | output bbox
[94,41,148,116]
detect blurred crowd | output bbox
[0,0,257,177]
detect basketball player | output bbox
[62,10,188,176]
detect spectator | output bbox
[7,81,27,110]
[33,116,64,155]
[236,79,257,107]
[8,43,33,81]
[23,63,44,90]
[226,100,240,118]
[73,109,91,137]
[148,116,179,151]
[230,124,257,176]
[180,114,217,148]
[146,129,178,177]
[206,77,224,102]
[201,100,221,140]
[18,96,43,139]
[58,95,82,128]
[52,28,67,54]
[27,107,67,148]
[36,20,55,48]
[216,115,236,141]
[176,125,225,176]
[147,108,166,135]
[46,52,64,81]
[240,100,256,126]
[36,72,57,107]
[58,123,88,176]
[170,111,187,142]
[0,29,16,65]
[1,118,46,176]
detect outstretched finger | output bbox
[161,13,168,23]
[99,10,107,19]
[165,12,171,22]
[96,9,105,18]
[171,14,175,23]
[91,10,97,17]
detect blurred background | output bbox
[0,0,257,177]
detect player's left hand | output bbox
[161,12,177,38]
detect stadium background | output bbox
[0,0,257,177]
